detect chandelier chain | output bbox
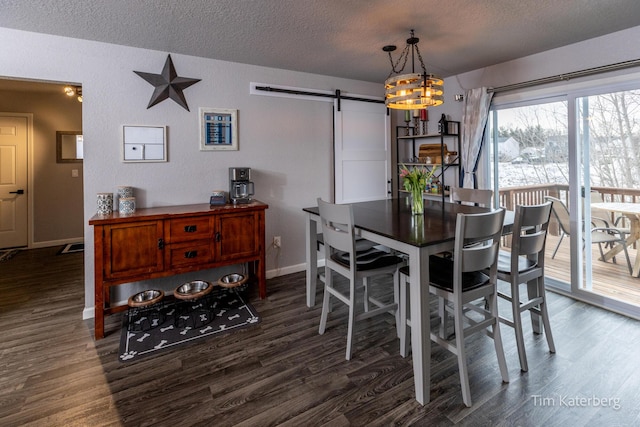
[387,44,410,78]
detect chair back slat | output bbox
[317,198,355,256]
[454,209,505,284]
[450,187,494,207]
[515,202,552,257]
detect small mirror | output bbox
[56,131,83,163]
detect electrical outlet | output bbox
[273,236,281,248]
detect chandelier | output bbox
[382,30,443,110]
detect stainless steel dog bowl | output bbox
[174,280,212,299]
[217,273,248,288]
[128,289,164,307]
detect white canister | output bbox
[117,186,134,200]
[96,193,114,216]
[119,197,136,215]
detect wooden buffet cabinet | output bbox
[89,201,268,339]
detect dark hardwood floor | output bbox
[1,247,640,426]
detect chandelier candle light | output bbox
[383,29,444,110]
[400,164,438,215]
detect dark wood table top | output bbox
[304,198,513,248]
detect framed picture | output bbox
[199,107,238,151]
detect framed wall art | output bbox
[199,107,238,151]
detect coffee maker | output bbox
[229,167,254,204]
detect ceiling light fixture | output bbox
[382,29,443,110]
[63,85,83,102]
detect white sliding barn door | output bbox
[334,99,390,204]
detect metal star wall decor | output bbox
[134,54,201,111]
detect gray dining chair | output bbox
[316,198,404,360]
[450,187,494,207]
[399,208,509,407]
[496,202,555,372]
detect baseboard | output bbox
[32,237,84,249]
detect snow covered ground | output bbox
[497,162,570,187]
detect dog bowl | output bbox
[174,280,212,299]
[217,273,248,288]
[128,289,164,307]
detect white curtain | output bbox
[460,87,493,188]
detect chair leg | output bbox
[399,271,409,358]
[438,298,448,339]
[551,232,564,259]
[318,267,332,335]
[393,269,401,339]
[452,299,472,407]
[363,277,370,313]
[345,284,356,361]
[537,277,556,354]
[511,282,528,372]
[488,291,510,384]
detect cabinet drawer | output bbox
[167,217,213,242]
[166,241,214,269]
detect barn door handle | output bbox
[9,189,24,194]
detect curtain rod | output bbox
[487,58,640,94]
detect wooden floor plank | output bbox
[1,246,640,425]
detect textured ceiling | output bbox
[2,0,640,83]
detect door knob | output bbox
[9,189,24,194]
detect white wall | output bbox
[0,27,383,316]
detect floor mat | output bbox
[119,288,259,363]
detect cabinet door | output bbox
[103,220,164,279]
[216,211,259,261]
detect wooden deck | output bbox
[507,233,640,306]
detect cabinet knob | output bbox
[158,238,164,249]
[184,250,198,259]
[215,232,221,242]
[184,225,197,233]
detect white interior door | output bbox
[334,99,390,203]
[0,115,28,249]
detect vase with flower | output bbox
[400,164,438,215]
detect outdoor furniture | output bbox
[545,196,632,274]
[591,202,640,277]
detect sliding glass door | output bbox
[488,100,570,289]
[578,88,640,306]
[488,84,640,317]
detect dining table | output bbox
[591,202,640,277]
[303,197,514,405]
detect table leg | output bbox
[305,213,319,307]
[409,247,430,405]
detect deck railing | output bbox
[498,184,640,237]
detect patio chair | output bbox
[545,196,632,273]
